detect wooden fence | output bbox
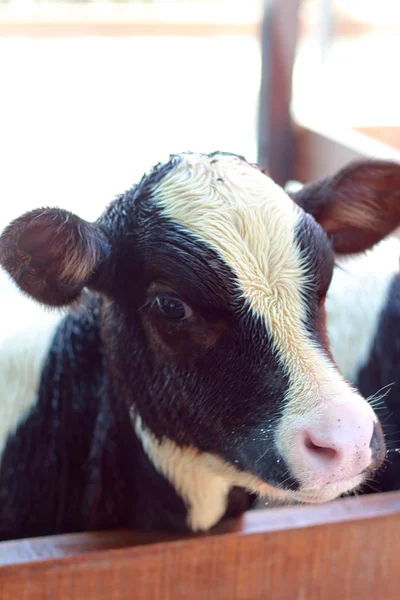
[1,491,400,599]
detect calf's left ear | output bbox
[290,160,400,254]
[0,208,111,306]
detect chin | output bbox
[289,474,366,504]
[252,474,365,505]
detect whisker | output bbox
[254,445,274,465]
[367,383,394,408]
[362,480,382,494]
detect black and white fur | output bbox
[0,152,398,542]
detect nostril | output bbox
[304,435,338,461]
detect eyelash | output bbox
[147,293,193,323]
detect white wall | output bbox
[0,34,261,229]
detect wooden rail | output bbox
[258,0,300,185]
[1,492,400,599]
[292,118,400,182]
[0,3,261,38]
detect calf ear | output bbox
[291,160,400,254]
[0,208,111,306]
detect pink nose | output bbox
[296,402,385,483]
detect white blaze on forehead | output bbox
[155,153,302,298]
[153,153,339,411]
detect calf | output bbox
[324,236,400,493]
[0,153,397,542]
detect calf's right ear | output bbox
[0,208,111,307]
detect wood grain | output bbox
[1,492,400,600]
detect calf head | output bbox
[1,153,398,529]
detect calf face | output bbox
[1,153,398,528]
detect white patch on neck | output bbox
[133,414,230,531]
[0,271,63,462]
[326,237,400,382]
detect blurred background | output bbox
[0,0,399,229]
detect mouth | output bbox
[251,473,365,505]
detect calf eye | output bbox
[153,295,193,322]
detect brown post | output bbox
[258,0,301,185]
